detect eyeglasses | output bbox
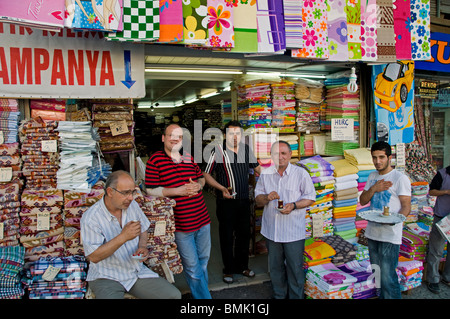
[112,188,138,197]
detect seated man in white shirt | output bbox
[255,141,316,299]
[80,170,181,299]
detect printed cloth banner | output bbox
[256,0,286,53]
[372,61,415,145]
[376,0,396,62]
[360,0,377,61]
[206,0,234,48]
[158,0,183,43]
[65,0,123,31]
[327,0,349,61]
[182,0,208,45]
[230,0,258,52]
[410,0,431,60]
[346,0,362,60]
[292,0,328,59]
[107,0,160,42]
[393,0,411,60]
[283,0,303,48]
[0,0,65,29]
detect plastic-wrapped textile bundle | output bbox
[396,256,424,292]
[23,255,88,299]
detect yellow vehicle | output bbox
[374,61,414,112]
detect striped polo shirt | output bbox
[204,142,259,200]
[145,150,210,232]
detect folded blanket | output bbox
[335,180,358,191]
[330,159,359,177]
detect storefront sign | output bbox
[415,32,450,73]
[331,118,354,141]
[432,87,450,108]
[0,22,145,98]
[418,80,439,99]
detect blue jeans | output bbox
[368,239,401,299]
[266,238,305,299]
[175,224,211,299]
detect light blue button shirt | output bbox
[255,163,316,243]
[80,198,158,291]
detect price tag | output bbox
[41,140,57,152]
[0,222,4,240]
[312,214,324,237]
[154,221,166,237]
[37,211,50,231]
[42,265,61,281]
[110,121,129,136]
[0,167,12,182]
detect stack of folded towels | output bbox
[400,229,428,262]
[330,159,359,240]
[304,237,336,269]
[337,260,376,299]
[321,235,357,266]
[396,256,424,292]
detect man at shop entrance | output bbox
[203,120,261,284]
[255,141,316,299]
[80,170,181,299]
[360,141,411,299]
[145,123,212,299]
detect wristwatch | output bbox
[291,202,297,210]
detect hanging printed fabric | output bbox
[292,0,328,59]
[360,0,377,61]
[206,0,234,48]
[182,0,208,45]
[376,0,396,62]
[159,0,183,42]
[230,0,258,52]
[283,0,303,48]
[326,0,349,61]
[372,61,415,145]
[410,0,431,60]
[65,0,123,31]
[393,0,411,59]
[256,0,286,53]
[107,0,160,42]
[0,0,65,30]
[346,0,362,60]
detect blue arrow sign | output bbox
[121,50,136,89]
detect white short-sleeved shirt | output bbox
[363,169,411,245]
[255,163,316,243]
[80,198,158,291]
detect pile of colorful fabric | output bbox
[331,159,359,240]
[396,256,424,292]
[271,81,296,133]
[343,148,375,196]
[29,99,66,121]
[19,189,65,262]
[400,229,428,262]
[418,206,434,228]
[63,181,105,256]
[134,191,183,283]
[0,177,24,247]
[0,246,25,299]
[0,99,20,144]
[278,134,299,159]
[411,182,429,208]
[237,82,272,128]
[321,235,357,266]
[305,262,357,299]
[56,121,98,193]
[297,156,335,238]
[19,117,60,189]
[304,238,336,268]
[92,103,135,153]
[296,102,321,133]
[337,260,376,299]
[353,242,370,262]
[24,255,88,299]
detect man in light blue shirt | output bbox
[80,170,181,299]
[255,141,316,299]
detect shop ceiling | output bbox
[141,45,354,109]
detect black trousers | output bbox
[216,198,251,275]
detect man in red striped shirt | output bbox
[145,123,211,299]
